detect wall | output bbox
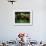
[0,0,46,42]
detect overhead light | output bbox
[8,0,16,4]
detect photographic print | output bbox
[15,11,32,26]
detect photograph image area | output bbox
[15,12,30,23]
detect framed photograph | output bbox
[14,10,32,26]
